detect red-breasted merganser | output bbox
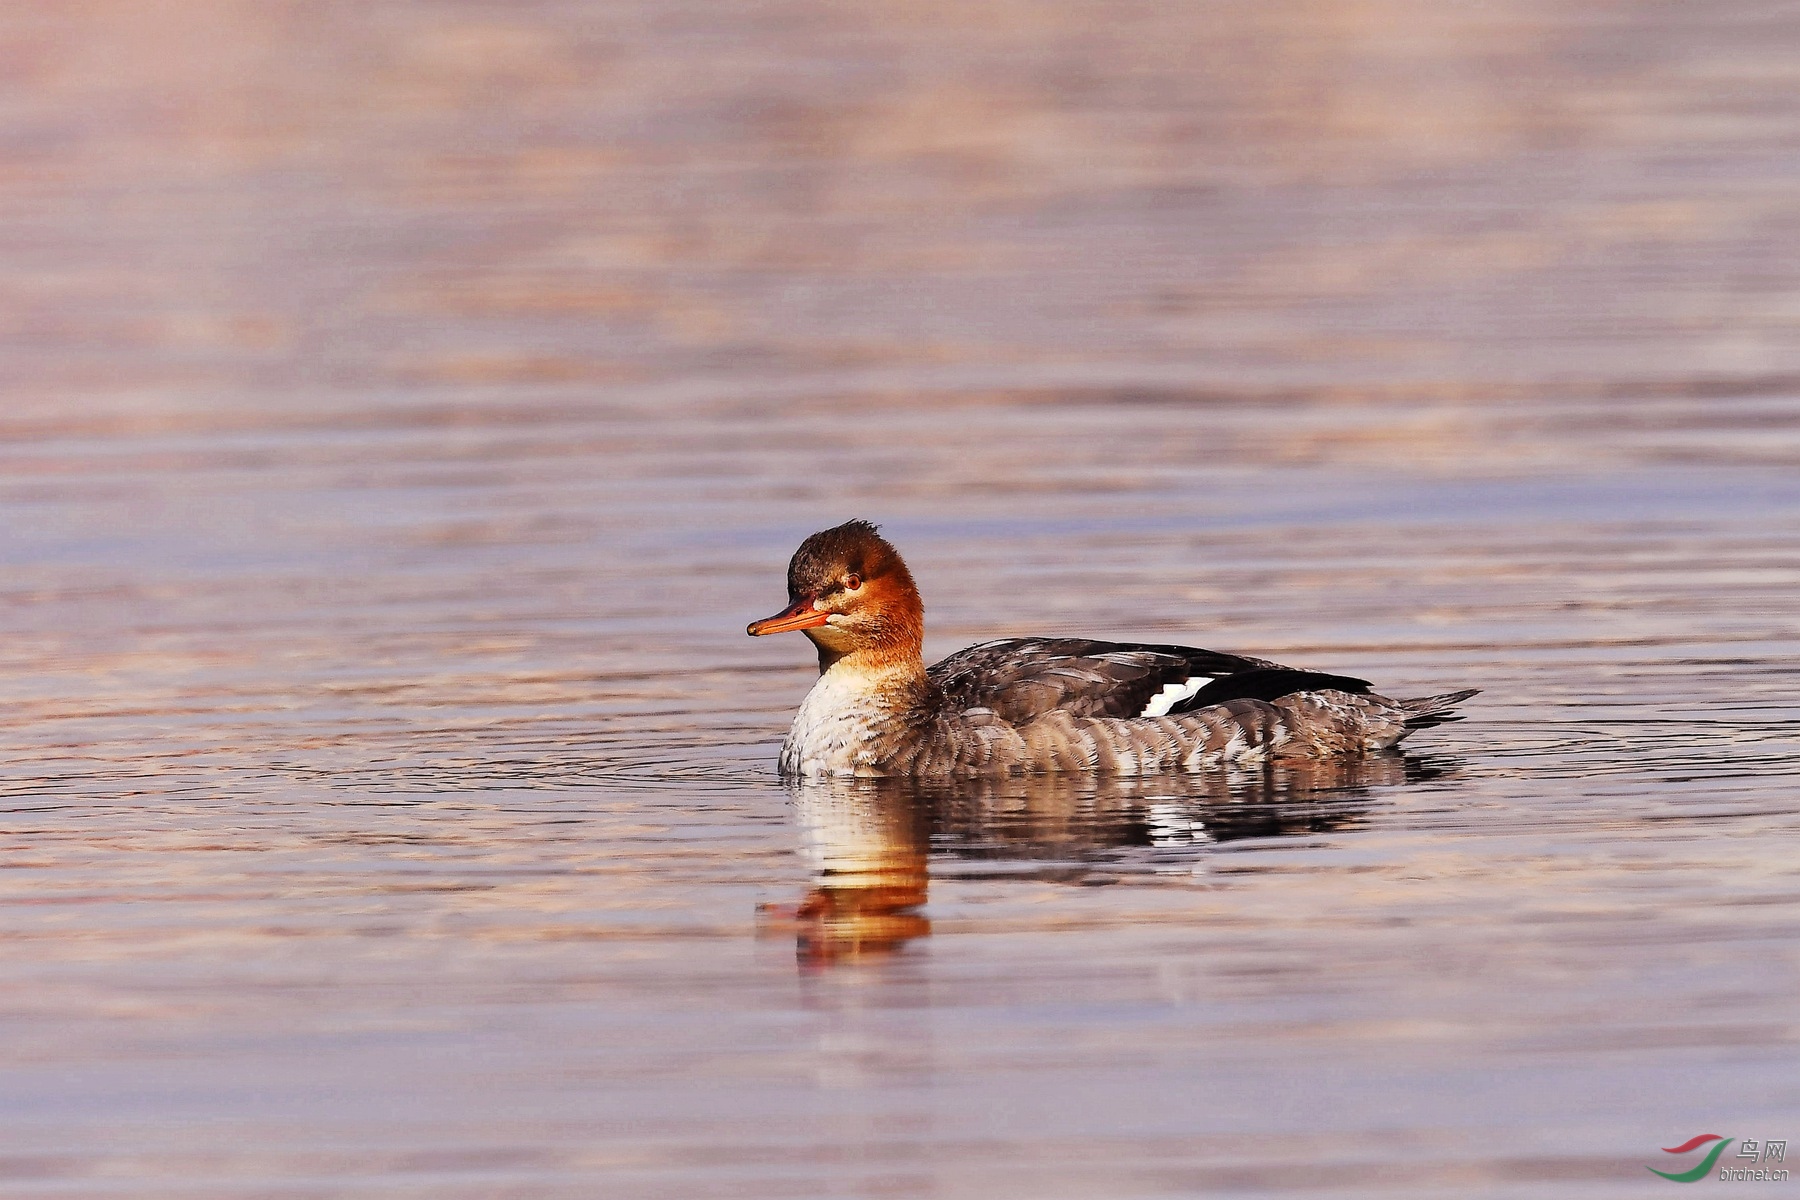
[747,520,1477,778]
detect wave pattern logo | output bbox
[1650,1135,1734,1183]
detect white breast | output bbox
[780,666,893,777]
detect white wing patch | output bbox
[1140,676,1210,717]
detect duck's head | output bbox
[747,520,923,668]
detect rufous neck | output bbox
[815,641,926,680]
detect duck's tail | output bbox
[1398,688,1480,731]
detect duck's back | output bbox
[916,637,1465,776]
[929,638,1373,723]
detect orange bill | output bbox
[747,598,829,636]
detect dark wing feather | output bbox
[930,637,1354,725]
[1173,667,1372,710]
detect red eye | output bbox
[843,574,862,591]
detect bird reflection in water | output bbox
[768,783,935,965]
[763,754,1453,965]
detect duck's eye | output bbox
[843,574,862,592]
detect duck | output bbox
[747,520,1477,778]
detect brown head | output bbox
[746,520,925,670]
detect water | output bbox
[3,2,1799,1196]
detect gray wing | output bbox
[928,637,1371,725]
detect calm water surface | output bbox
[3,2,1800,1197]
